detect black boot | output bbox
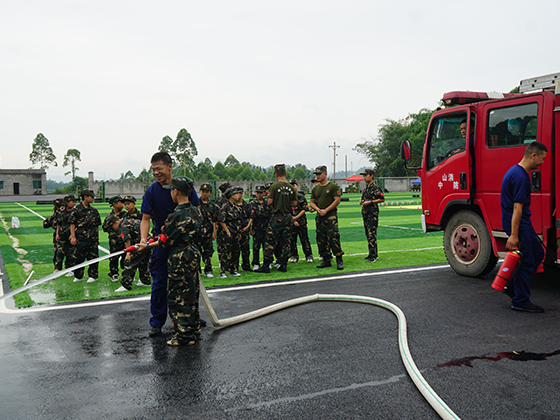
[254,259,271,273]
[336,256,344,270]
[317,259,332,268]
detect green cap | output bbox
[108,195,122,205]
[170,176,194,193]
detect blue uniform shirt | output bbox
[501,164,532,233]
[141,181,200,259]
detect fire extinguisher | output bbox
[492,250,522,292]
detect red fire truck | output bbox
[401,72,559,277]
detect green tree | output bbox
[213,161,229,180]
[238,167,254,180]
[158,135,174,153]
[354,108,433,176]
[135,168,155,182]
[120,170,135,181]
[292,167,306,179]
[253,168,267,180]
[224,154,240,168]
[63,149,81,179]
[158,129,198,176]
[29,133,57,169]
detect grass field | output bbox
[0,192,445,308]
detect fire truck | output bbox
[401,72,559,277]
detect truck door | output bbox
[422,109,473,227]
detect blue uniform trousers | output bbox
[509,225,544,307]
[149,256,168,328]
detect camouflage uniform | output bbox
[217,190,243,274]
[67,195,102,280]
[160,201,203,344]
[311,179,344,262]
[56,196,77,271]
[249,192,270,266]
[290,190,313,260]
[361,181,384,259]
[119,218,151,289]
[199,193,219,275]
[103,197,128,278]
[215,182,231,270]
[43,199,64,270]
[236,193,253,271]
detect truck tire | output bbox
[443,210,498,277]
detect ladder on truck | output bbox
[519,72,560,93]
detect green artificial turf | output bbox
[0,192,445,307]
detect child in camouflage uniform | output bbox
[68,189,102,282]
[56,195,78,274]
[150,176,204,346]
[122,196,142,220]
[235,186,253,272]
[359,169,385,262]
[103,196,128,282]
[289,180,314,263]
[198,183,219,278]
[43,198,65,271]
[217,188,243,278]
[249,185,270,270]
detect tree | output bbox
[120,170,135,181]
[292,167,306,179]
[158,129,198,176]
[135,168,155,182]
[354,109,434,177]
[29,133,57,169]
[224,154,240,169]
[213,161,229,180]
[63,149,81,179]
[158,135,173,153]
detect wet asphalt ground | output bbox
[1,263,559,420]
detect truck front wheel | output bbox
[443,210,497,277]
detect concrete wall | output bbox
[382,177,419,192]
[0,169,47,196]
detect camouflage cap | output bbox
[219,182,231,193]
[360,169,375,176]
[64,194,78,203]
[108,195,123,205]
[80,188,95,198]
[225,187,236,199]
[289,179,298,185]
[254,185,266,193]
[200,183,213,191]
[53,198,64,206]
[265,182,273,190]
[170,176,194,193]
[313,165,327,175]
[234,186,243,194]
[122,195,136,203]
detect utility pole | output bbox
[329,142,340,180]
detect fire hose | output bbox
[1,239,462,420]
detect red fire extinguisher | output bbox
[492,250,522,292]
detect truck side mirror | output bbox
[400,140,412,160]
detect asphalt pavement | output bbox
[1,263,559,420]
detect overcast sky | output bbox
[1,0,557,182]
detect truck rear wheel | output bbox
[443,210,498,277]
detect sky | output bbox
[1,0,557,182]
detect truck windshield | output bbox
[426,113,469,171]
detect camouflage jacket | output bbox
[361,183,384,216]
[217,201,243,236]
[199,199,219,233]
[56,208,74,241]
[238,200,252,228]
[292,191,310,226]
[68,203,101,241]
[124,208,142,221]
[103,210,128,239]
[161,203,203,271]
[249,199,271,231]
[119,218,142,245]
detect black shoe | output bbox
[364,255,371,260]
[336,256,344,270]
[254,266,270,273]
[368,256,377,263]
[278,264,287,272]
[511,304,544,313]
[317,260,332,269]
[503,286,514,298]
[199,318,207,327]
[149,326,162,337]
[242,265,252,272]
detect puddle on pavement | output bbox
[431,350,560,370]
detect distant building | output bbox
[0,169,47,196]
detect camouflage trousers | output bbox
[263,213,292,263]
[200,233,214,273]
[167,264,200,344]
[315,213,344,261]
[54,240,67,271]
[218,232,240,273]
[233,230,251,270]
[66,239,99,280]
[216,232,228,270]
[290,223,313,259]
[108,235,125,276]
[251,228,267,265]
[120,251,151,290]
[363,214,379,258]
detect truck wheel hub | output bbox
[452,225,479,262]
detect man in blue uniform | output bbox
[500,141,547,313]
[139,152,200,337]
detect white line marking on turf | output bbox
[0,264,450,314]
[15,202,110,254]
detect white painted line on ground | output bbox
[0,264,450,314]
[15,202,110,254]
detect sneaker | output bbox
[219,272,227,279]
[336,256,344,270]
[306,256,314,263]
[115,286,129,292]
[274,263,281,269]
[72,277,84,282]
[253,264,260,271]
[86,277,97,283]
[289,257,298,263]
[111,274,120,282]
[205,272,214,278]
[149,326,162,337]
[65,271,74,277]
[511,304,544,313]
[269,263,273,270]
[368,257,377,263]
[230,271,241,277]
[136,279,150,286]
